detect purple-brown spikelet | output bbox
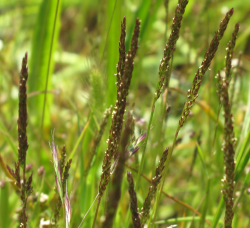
[115,17,126,87]
[6,53,32,228]
[102,112,134,228]
[53,196,62,227]
[60,145,67,174]
[155,0,188,100]
[127,171,141,228]
[215,23,239,228]
[98,18,140,200]
[140,148,169,226]
[7,162,21,189]
[18,53,29,168]
[225,23,240,80]
[217,70,236,228]
[128,132,146,156]
[176,8,234,137]
[62,159,72,198]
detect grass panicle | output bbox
[115,16,126,87]
[17,53,29,169]
[93,17,140,228]
[214,22,239,228]
[62,158,72,198]
[225,23,240,81]
[97,17,140,200]
[102,112,134,228]
[6,53,32,228]
[53,195,62,227]
[156,0,189,100]
[176,8,234,137]
[140,148,169,226]
[216,70,236,227]
[127,171,141,228]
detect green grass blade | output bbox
[196,143,209,178]
[233,167,250,212]
[154,215,215,225]
[211,198,225,228]
[69,120,90,161]
[125,0,162,52]
[235,143,250,181]
[199,178,211,228]
[104,0,122,106]
[0,121,18,157]
[0,182,10,228]
[235,128,250,177]
[28,0,61,127]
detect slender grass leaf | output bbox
[69,120,90,160]
[0,182,10,228]
[196,142,209,178]
[0,121,18,158]
[29,0,61,126]
[105,0,122,106]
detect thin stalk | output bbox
[135,101,155,190]
[92,201,100,228]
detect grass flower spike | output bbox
[216,22,239,228]
[176,8,234,137]
[6,53,32,228]
[127,171,141,228]
[156,0,189,100]
[140,148,169,226]
[97,17,140,200]
[92,17,140,228]
[102,112,134,228]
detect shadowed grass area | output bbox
[1,0,250,228]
